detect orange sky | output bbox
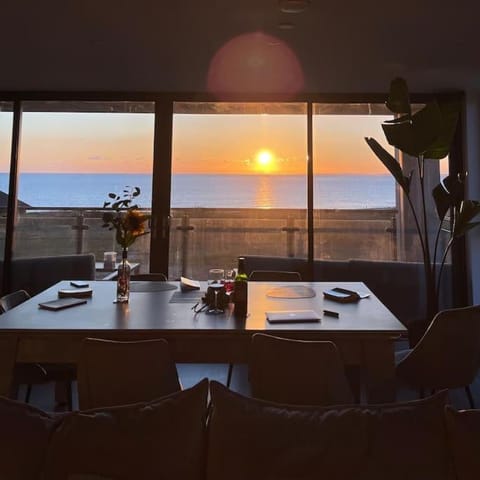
[0,111,398,175]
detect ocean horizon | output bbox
[0,173,396,209]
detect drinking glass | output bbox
[208,268,225,285]
[224,268,235,293]
[208,268,225,314]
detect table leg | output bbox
[363,339,396,403]
[0,335,18,397]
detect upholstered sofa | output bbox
[0,380,478,480]
[0,254,96,296]
[241,255,453,329]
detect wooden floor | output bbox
[17,357,480,412]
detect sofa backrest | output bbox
[2,381,479,480]
[242,255,310,281]
[1,254,96,296]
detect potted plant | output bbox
[365,78,480,343]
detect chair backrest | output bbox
[77,338,181,410]
[130,273,167,281]
[0,289,31,313]
[249,333,353,405]
[396,305,480,389]
[249,270,302,282]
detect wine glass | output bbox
[208,268,225,314]
[224,268,235,293]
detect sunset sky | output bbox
[0,111,396,175]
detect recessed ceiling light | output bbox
[278,0,310,13]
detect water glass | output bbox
[103,251,117,270]
[208,268,225,285]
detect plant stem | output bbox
[417,154,437,318]
[437,237,454,296]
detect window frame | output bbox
[0,90,467,307]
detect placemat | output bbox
[169,291,205,304]
[130,281,178,293]
[266,285,316,299]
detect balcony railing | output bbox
[1,207,399,280]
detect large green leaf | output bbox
[432,182,451,221]
[382,101,442,157]
[386,78,411,116]
[364,137,411,194]
[453,200,480,237]
[424,101,460,159]
[432,173,465,221]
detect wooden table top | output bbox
[0,281,406,337]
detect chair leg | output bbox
[25,384,33,403]
[465,385,475,409]
[418,387,425,399]
[226,364,234,387]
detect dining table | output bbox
[0,280,406,402]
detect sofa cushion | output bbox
[44,378,208,480]
[207,381,452,480]
[0,396,63,480]
[445,406,480,480]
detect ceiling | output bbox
[1,0,478,94]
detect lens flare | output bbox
[207,31,304,97]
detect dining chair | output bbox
[248,270,302,282]
[395,304,480,408]
[249,333,354,405]
[77,338,182,409]
[130,273,168,281]
[0,289,77,408]
[0,289,31,313]
[1,290,48,403]
[226,270,303,388]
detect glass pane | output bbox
[313,104,396,260]
[16,101,154,279]
[171,102,307,280]
[313,102,454,327]
[0,102,13,292]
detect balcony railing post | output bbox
[282,217,300,258]
[176,213,194,276]
[71,211,88,254]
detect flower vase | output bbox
[116,248,131,303]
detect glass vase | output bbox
[116,248,131,303]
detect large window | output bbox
[313,104,396,261]
[170,102,307,279]
[0,93,464,303]
[14,101,154,275]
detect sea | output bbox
[0,173,396,209]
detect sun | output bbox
[255,149,275,173]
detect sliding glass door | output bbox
[14,101,155,275]
[312,103,396,261]
[168,102,307,280]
